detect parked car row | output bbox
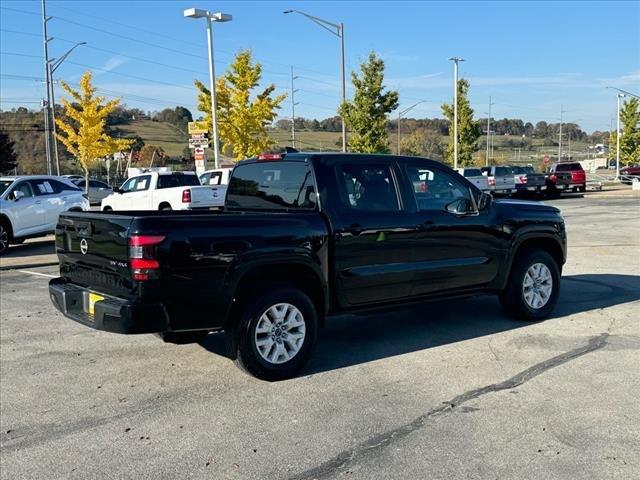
[0,175,89,255]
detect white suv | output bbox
[0,175,89,255]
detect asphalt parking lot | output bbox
[1,196,639,480]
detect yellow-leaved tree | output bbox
[195,50,286,161]
[55,71,132,190]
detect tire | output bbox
[0,222,10,256]
[160,204,172,211]
[103,206,113,211]
[227,285,318,381]
[579,185,586,193]
[499,249,560,321]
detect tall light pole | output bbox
[184,8,232,169]
[48,42,86,175]
[557,104,565,162]
[290,66,300,149]
[41,0,53,175]
[485,96,494,166]
[449,57,464,169]
[397,101,427,154]
[284,9,347,152]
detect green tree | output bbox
[339,52,399,153]
[609,97,640,166]
[195,50,286,160]
[56,71,132,190]
[441,79,481,166]
[0,131,18,174]
[400,128,446,161]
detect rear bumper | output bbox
[48,277,169,334]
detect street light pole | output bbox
[449,57,464,169]
[41,0,52,175]
[616,93,623,180]
[284,9,347,152]
[48,42,86,175]
[184,8,232,170]
[290,66,299,149]
[397,101,427,155]
[485,96,493,166]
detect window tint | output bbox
[12,182,34,198]
[494,166,510,176]
[556,163,583,172]
[463,168,482,177]
[135,175,151,191]
[522,166,535,174]
[75,180,86,187]
[202,171,223,185]
[51,179,80,193]
[339,164,399,212]
[157,174,199,189]
[0,180,13,196]
[406,165,469,211]
[199,173,211,185]
[227,161,316,210]
[89,180,108,188]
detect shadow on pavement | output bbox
[2,239,56,259]
[199,274,640,375]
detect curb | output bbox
[0,261,59,272]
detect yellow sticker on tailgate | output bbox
[88,293,104,315]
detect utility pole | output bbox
[41,0,52,175]
[449,57,464,169]
[485,96,493,166]
[290,66,299,149]
[557,105,565,162]
[616,93,624,180]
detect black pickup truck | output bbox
[49,153,566,380]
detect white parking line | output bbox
[17,270,56,278]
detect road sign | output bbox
[543,155,550,164]
[189,138,210,149]
[194,147,205,162]
[189,132,208,140]
[188,121,209,134]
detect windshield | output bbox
[0,180,14,196]
[226,161,317,210]
[157,174,200,189]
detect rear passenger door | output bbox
[325,160,418,307]
[29,179,64,230]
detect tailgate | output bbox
[190,185,226,208]
[55,212,135,298]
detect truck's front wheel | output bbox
[228,286,318,381]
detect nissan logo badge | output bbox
[80,238,88,255]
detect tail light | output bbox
[257,153,283,161]
[488,177,496,186]
[519,175,528,184]
[129,235,165,281]
[549,174,557,183]
[182,188,191,203]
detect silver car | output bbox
[73,179,113,205]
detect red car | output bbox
[549,162,586,192]
[620,165,640,183]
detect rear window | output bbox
[556,163,584,172]
[462,168,482,177]
[157,174,200,189]
[226,161,316,210]
[494,167,510,176]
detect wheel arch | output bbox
[158,201,172,210]
[0,213,14,239]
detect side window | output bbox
[199,173,211,185]
[209,172,223,185]
[30,180,56,195]
[339,164,399,212]
[120,177,137,193]
[405,165,469,211]
[89,180,108,188]
[12,182,34,198]
[51,179,80,193]
[135,175,151,191]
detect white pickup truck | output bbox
[455,168,490,192]
[101,171,225,211]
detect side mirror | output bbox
[12,190,25,201]
[478,191,493,210]
[446,198,474,215]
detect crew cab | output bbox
[0,175,89,255]
[548,162,586,192]
[100,171,224,211]
[199,167,232,186]
[49,153,566,380]
[481,166,517,195]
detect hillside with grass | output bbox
[111,120,188,158]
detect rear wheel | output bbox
[159,204,172,211]
[103,206,113,211]
[499,249,560,321]
[0,222,10,256]
[227,285,318,381]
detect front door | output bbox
[328,161,417,307]
[8,181,44,236]
[402,161,503,296]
